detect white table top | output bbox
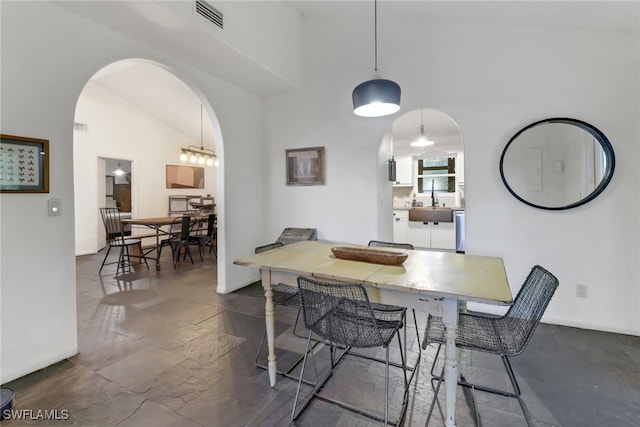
[234,240,512,305]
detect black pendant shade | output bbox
[352,78,401,117]
[352,0,401,117]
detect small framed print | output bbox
[0,134,49,193]
[286,146,325,186]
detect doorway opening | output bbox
[390,108,465,251]
[73,58,224,284]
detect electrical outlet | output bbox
[576,284,588,298]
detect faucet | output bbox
[431,180,439,207]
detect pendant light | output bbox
[112,162,125,176]
[410,109,434,147]
[352,0,401,117]
[180,104,218,167]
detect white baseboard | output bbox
[1,346,78,384]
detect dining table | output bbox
[233,240,513,427]
[121,215,206,270]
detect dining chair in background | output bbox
[422,265,559,425]
[188,213,217,261]
[158,215,195,269]
[99,207,148,276]
[292,276,410,426]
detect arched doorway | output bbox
[390,108,464,251]
[73,58,224,282]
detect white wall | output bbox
[264,4,640,335]
[74,79,217,255]
[0,1,274,383]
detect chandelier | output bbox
[180,104,218,167]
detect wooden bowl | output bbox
[331,246,408,266]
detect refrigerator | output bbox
[455,209,465,253]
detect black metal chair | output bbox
[367,240,414,250]
[292,276,410,426]
[158,215,195,269]
[422,265,559,426]
[367,240,422,379]
[99,207,148,276]
[253,241,310,377]
[187,213,216,261]
[254,228,318,341]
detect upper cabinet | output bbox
[393,155,413,186]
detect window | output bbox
[417,156,456,193]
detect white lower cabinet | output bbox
[407,220,455,250]
[393,210,409,243]
[430,222,456,250]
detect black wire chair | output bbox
[367,240,423,380]
[253,241,310,378]
[422,265,559,426]
[292,276,410,426]
[367,240,414,250]
[254,228,319,361]
[99,207,149,276]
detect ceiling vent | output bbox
[195,0,223,29]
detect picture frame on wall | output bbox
[166,164,205,189]
[0,134,50,193]
[286,146,325,186]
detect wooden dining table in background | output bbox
[234,240,513,427]
[122,215,206,270]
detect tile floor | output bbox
[3,249,640,426]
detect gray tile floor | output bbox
[3,249,640,426]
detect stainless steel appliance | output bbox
[455,209,465,253]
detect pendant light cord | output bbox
[374,0,378,72]
[200,104,204,151]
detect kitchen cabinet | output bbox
[406,220,455,250]
[393,210,408,243]
[393,156,413,187]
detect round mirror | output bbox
[500,118,615,210]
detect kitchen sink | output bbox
[408,207,454,223]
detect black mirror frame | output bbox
[499,117,615,211]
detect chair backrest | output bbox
[499,265,559,356]
[297,276,384,348]
[255,241,284,254]
[276,228,317,245]
[178,215,194,241]
[205,214,216,237]
[100,207,125,243]
[368,240,414,250]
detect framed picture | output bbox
[166,164,205,189]
[286,146,325,186]
[0,134,49,193]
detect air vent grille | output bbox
[195,0,223,29]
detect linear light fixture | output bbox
[180,104,218,167]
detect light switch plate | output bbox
[48,199,61,216]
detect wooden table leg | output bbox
[442,297,459,427]
[261,268,277,387]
